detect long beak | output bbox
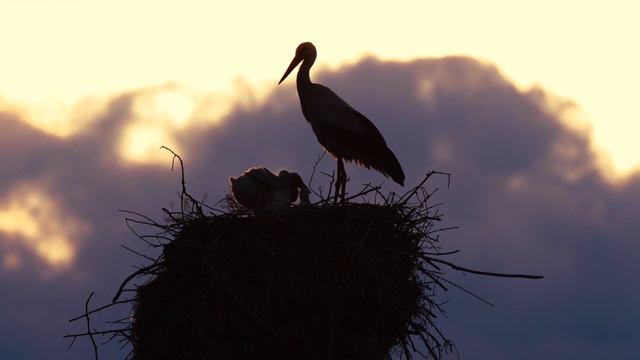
[278,55,303,85]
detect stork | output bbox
[261,170,303,213]
[297,187,311,207]
[278,42,404,203]
[229,167,307,211]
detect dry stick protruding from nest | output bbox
[80,292,98,359]
[65,294,133,360]
[160,146,204,217]
[426,257,543,279]
[308,151,329,200]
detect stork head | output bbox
[278,42,317,84]
[275,170,295,202]
[275,170,308,202]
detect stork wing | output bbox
[314,109,389,158]
[314,110,405,185]
[301,84,405,185]
[302,85,379,133]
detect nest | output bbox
[66,151,544,360]
[66,156,463,360]
[109,161,462,360]
[132,200,446,360]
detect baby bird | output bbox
[230,167,307,211]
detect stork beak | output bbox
[278,55,303,85]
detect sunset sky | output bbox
[3,0,639,173]
[1,1,639,359]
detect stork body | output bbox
[278,42,404,202]
[230,167,306,211]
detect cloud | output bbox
[1,55,639,359]
[0,180,91,273]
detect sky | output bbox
[1,1,639,359]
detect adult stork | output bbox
[278,42,404,203]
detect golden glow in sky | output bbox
[1,0,638,174]
[118,85,196,164]
[0,182,91,273]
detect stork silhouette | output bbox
[279,42,404,203]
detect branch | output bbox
[112,263,161,302]
[86,292,98,360]
[68,300,132,323]
[435,276,495,307]
[160,146,204,217]
[66,292,100,359]
[308,151,328,199]
[64,328,129,340]
[342,184,382,203]
[425,257,544,279]
[398,171,450,206]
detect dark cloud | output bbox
[1,55,638,359]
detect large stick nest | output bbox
[66,170,460,360]
[132,197,450,360]
[66,152,543,359]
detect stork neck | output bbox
[296,60,313,89]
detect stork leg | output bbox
[334,158,347,204]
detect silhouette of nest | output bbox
[66,151,542,359]
[131,188,454,360]
[94,173,456,360]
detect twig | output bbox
[68,300,132,323]
[341,185,382,203]
[319,170,337,204]
[120,245,157,262]
[425,257,544,279]
[308,151,328,199]
[160,146,204,217]
[88,292,98,360]
[78,292,99,360]
[398,171,451,206]
[64,328,130,339]
[435,276,495,307]
[112,263,161,302]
